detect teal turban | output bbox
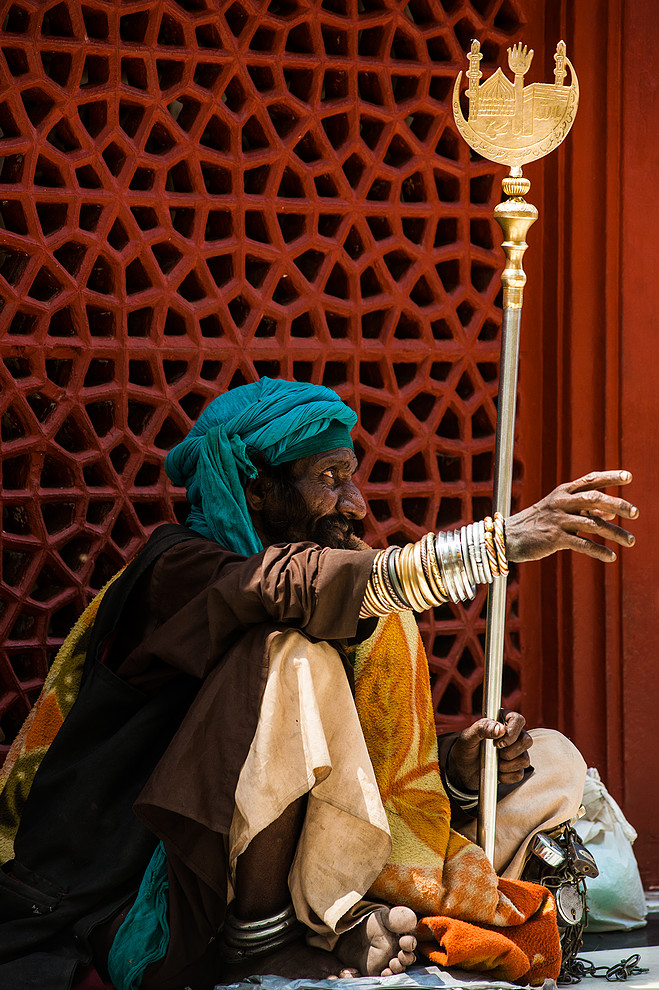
[164,377,357,555]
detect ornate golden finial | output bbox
[452,40,579,172]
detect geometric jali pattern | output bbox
[0,0,526,747]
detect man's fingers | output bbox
[497,736,532,761]
[499,768,527,784]
[498,753,530,773]
[563,491,638,520]
[461,717,505,744]
[567,513,636,548]
[563,534,618,562]
[565,469,632,494]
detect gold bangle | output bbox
[423,532,446,600]
[362,577,389,617]
[412,537,439,608]
[483,516,499,577]
[372,551,399,612]
[380,546,409,611]
[398,543,430,612]
[493,512,508,577]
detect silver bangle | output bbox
[221,902,304,962]
[460,525,475,588]
[469,522,486,584]
[466,523,484,585]
[478,519,493,583]
[436,531,459,604]
[450,529,473,601]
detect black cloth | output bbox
[0,527,378,990]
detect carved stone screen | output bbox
[0,0,526,747]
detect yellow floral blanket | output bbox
[0,574,122,863]
[352,611,560,984]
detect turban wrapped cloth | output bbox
[164,377,357,555]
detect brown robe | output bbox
[97,532,378,990]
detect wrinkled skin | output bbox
[505,470,637,563]
[246,447,368,550]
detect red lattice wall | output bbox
[0,0,528,747]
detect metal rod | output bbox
[477,191,537,863]
[477,305,522,861]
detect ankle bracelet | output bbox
[221,902,304,962]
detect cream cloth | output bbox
[230,629,391,939]
[459,727,587,878]
[230,632,586,935]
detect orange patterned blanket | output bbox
[352,611,560,985]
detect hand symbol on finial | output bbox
[507,43,534,77]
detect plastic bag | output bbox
[577,767,647,932]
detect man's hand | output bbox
[505,470,638,563]
[447,710,532,793]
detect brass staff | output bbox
[453,41,579,863]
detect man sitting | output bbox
[0,378,637,990]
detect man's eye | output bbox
[322,469,335,482]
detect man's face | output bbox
[259,447,368,549]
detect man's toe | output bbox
[387,905,417,934]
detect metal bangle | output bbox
[360,577,388,617]
[399,543,429,612]
[424,532,448,602]
[466,523,484,585]
[436,531,459,604]
[460,525,475,588]
[387,546,410,608]
[372,551,398,612]
[221,902,304,962]
[412,537,438,608]
[450,529,474,601]
[473,522,488,584]
[376,548,406,612]
[483,516,499,577]
[381,546,409,611]
[478,519,493,583]
[493,511,509,577]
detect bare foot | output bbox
[336,905,418,977]
[221,937,358,982]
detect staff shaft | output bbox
[477,192,537,863]
[477,305,521,861]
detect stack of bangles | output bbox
[360,512,509,619]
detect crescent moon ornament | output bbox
[452,40,579,171]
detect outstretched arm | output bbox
[505,469,638,563]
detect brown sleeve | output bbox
[118,534,378,683]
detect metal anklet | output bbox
[220,902,304,963]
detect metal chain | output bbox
[559,953,649,984]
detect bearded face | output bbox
[253,448,368,550]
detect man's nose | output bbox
[338,481,367,519]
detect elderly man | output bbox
[0,378,637,990]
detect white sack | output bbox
[578,767,647,932]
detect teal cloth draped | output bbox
[108,378,358,986]
[107,842,170,990]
